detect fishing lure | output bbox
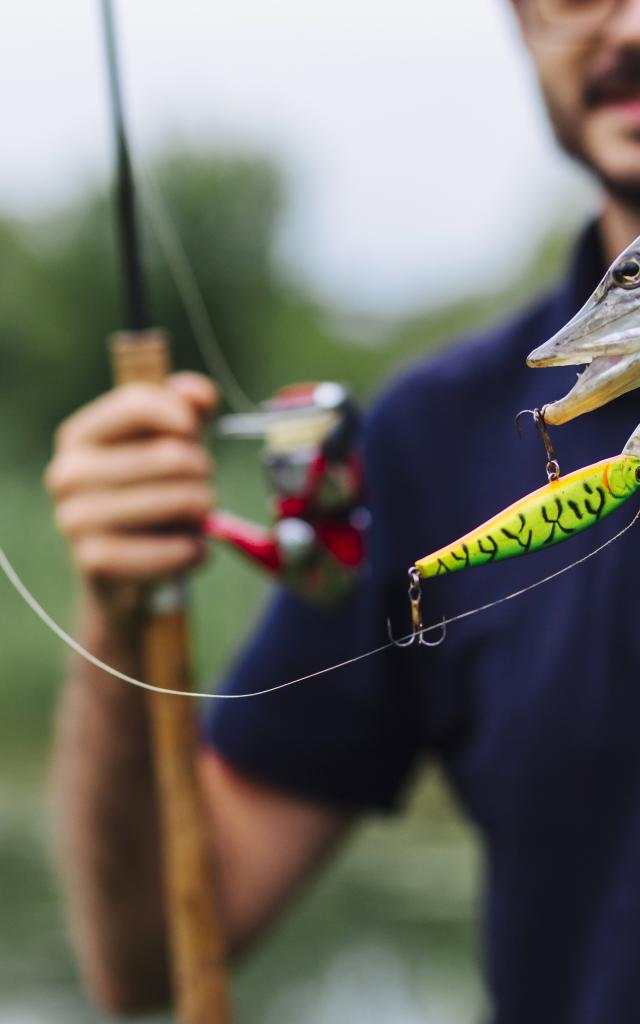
[416,453,640,580]
[393,419,640,646]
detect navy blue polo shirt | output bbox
[205,223,640,1023]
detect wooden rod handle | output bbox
[111,329,231,1023]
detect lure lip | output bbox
[526,233,640,424]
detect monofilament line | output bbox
[1,502,638,699]
[140,163,256,415]
[0,544,393,699]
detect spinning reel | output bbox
[203,382,368,604]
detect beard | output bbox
[542,47,640,211]
[593,162,640,210]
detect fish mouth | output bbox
[535,353,640,425]
[527,313,640,369]
[526,264,640,424]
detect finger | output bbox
[45,438,213,498]
[168,372,219,419]
[56,482,213,539]
[74,532,209,582]
[56,384,200,450]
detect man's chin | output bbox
[596,173,640,210]
[589,158,640,210]
[581,115,640,208]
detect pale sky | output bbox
[0,1,599,313]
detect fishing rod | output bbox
[98,1,230,1020]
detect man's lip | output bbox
[588,86,640,110]
[604,96,640,109]
[595,96,640,125]
[585,89,640,124]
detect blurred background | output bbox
[0,1,599,1020]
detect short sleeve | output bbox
[201,397,421,812]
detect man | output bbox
[47,1,640,1020]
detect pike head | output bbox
[527,235,640,426]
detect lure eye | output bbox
[635,466,640,484]
[612,256,640,288]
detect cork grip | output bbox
[110,330,230,1023]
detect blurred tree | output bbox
[147,150,284,389]
[0,150,289,459]
[0,146,573,466]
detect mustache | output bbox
[585,52,640,109]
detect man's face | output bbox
[515,0,640,204]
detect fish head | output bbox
[527,234,640,425]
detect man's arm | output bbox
[47,374,353,1016]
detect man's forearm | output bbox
[51,582,170,1015]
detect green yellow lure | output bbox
[415,454,640,580]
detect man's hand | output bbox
[45,372,217,584]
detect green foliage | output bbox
[0,146,571,463]
[146,151,284,384]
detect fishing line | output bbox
[102,0,254,413]
[2,500,638,700]
[139,161,257,414]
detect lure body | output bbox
[415,455,640,579]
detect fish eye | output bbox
[612,256,640,289]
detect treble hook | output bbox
[387,567,447,648]
[515,407,560,482]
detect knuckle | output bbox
[183,443,214,477]
[174,535,201,560]
[158,437,191,471]
[121,383,156,416]
[43,458,63,496]
[53,503,71,537]
[178,536,209,569]
[123,383,170,422]
[125,384,195,434]
[53,418,73,452]
[121,382,151,401]
[54,394,106,449]
[75,537,109,574]
[53,508,70,539]
[43,452,81,496]
[54,499,86,539]
[177,485,212,520]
